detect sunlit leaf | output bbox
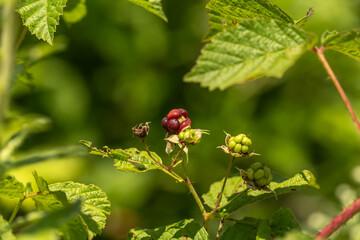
[127,219,209,240]
[205,0,294,41]
[321,29,360,62]
[17,0,68,44]
[80,140,163,172]
[202,170,318,215]
[185,19,317,90]
[0,174,25,200]
[270,208,300,237]
[219,217,260,240]
[127,0,167,22]
[49,181,111,239]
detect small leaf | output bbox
[80,141,163,173]
[49,181,111,239]
[127,219,209,240]
[270,208,300,237]
[0,174,25,200]
[17,0,68,44]
[185,19,317,90]
[127,0,167,22]
[63,0,87,24]
[219,217,259,240]
[0,214,16,240]
[274,230,312,240]
[205,0,294,41]
[202,170,318,215]
[294,8,314,27]
[321,29,360,62]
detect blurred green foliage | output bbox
[5,0,360,239]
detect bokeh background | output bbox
[3,0,360,239]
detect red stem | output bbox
[315,198,360,239]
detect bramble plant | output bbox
[0,0,360,239]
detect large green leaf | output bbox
[274,231,312,240]
[17,0,68,44]
[321,29,360,62]
[219,217,260,240]
[49,181,111,239]
[0,215,16,240]
[127,0,167,22]
[202,170,318,215]
[127,219,209,240]
[0,174,25,200]
[205,0,294,41]
[80,140,163,173]
[185,19,316,91]
[270,208,300,237]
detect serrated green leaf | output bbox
[321,29,360,62]
[17,0,68,44]
[270,208,300,237]
[0,174,25,200]
[0,215,16,240]
[49,181,111,239]
[127,0,167,22]
[203,170,318,215]
[128,219,209,240]
[80,140,163,173]
[185,19,317,91]
[219,217,259,240]
[205,0,294,41]
[63,0,86,24]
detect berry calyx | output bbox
[167,109,181,120]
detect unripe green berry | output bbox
[266,175,273,183]
[242,137,252,146]
[254,169,265,180]
[234,144,242,153]
[184,131,191,139]
[255,178,267,187]
[263,166,271,178]
[193,134,199,142]
[251,162,262,171]
[234,134,244,144]
[247,168,254,180]
[179,132,185,140]
[228,141,236,150]
[190,129,196,136]
[241,145,249,153]
[229,137,235,143]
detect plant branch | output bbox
[216,218,224,240]
[181,160,207,217]
[15,26,28,51]
[8,198,24,224]
[314,46,360,134]
[315,197,360,239]
[216,156,235,209]
[168,146,183,170]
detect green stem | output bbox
[314,46,360,134]
[168,146,183,170]
[181,160,207,217]
[15,26,28,51]
[216,156,235,208]
[9,198,24,224]
[0,0,16,161]
[216,218,225,240]
[141,139,184,182]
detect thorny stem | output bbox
[314,46,360,134]
[315,198,360,239]
[141,139,184,182]
[216,218,225,240]
[181,160,207,217]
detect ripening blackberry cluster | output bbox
[246,162,273,187]
[227,134,252,154]
[161,108,191,133]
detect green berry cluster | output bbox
[228,134,252,154]
[178,128,199,144]
[246,162,273,187]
